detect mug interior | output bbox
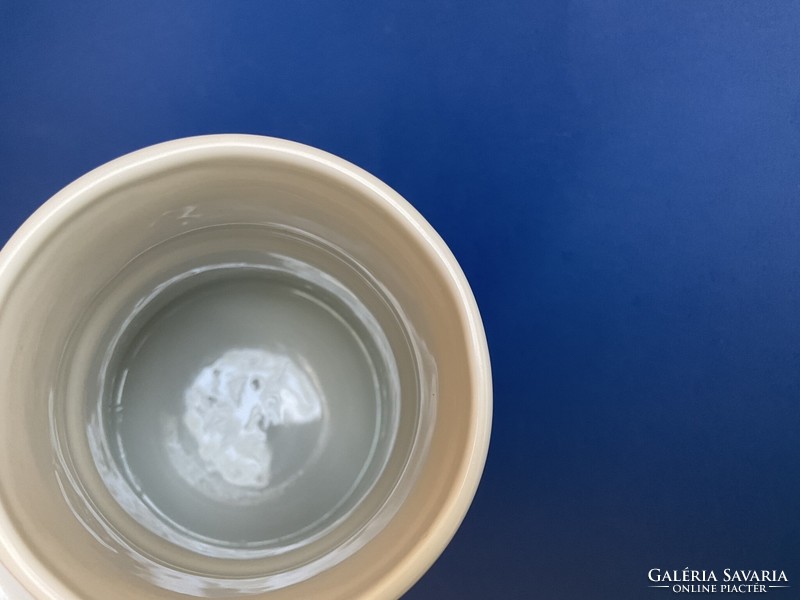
[0,137,490,599]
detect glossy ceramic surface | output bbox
[0,135,491,599]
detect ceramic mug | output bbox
[0,135,491,599]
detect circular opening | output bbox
[0,136,489,600]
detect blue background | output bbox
[2,2,800,598]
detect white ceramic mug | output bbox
[0,135,491,599]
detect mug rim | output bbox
[0,134,492,599]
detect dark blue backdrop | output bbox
[3,2,800,598]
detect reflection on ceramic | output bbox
[176,348,324,492]
[0,135,492,599]
[0,561,32,600]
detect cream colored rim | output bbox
[0,135,492,600]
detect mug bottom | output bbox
[104,272,391,549]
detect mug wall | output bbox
[0,137,489,600]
